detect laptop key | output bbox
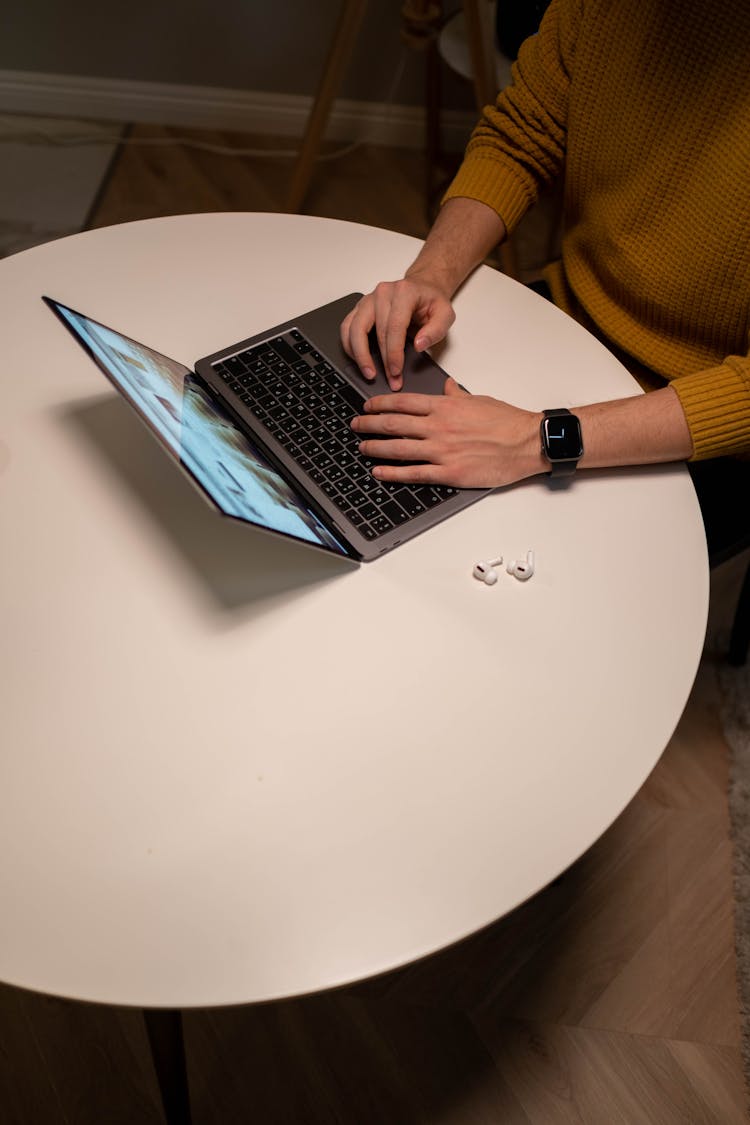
[381,499,410,525]
[300,389,322,408]
[311,452,333,470]
[270,337,301,365]
[338,383,366,413]
[368,486,391,506]
[369,514,394,535]
[268,405,291,423]
[394,489,426,516]
[413,486,444,507]
[431,485,458,499]
[224,356,247,377]
[348,464,369,483]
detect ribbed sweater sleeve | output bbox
[671,355,750,461]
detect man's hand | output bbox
[340,276,455,391]
[351,377,546,488]
[340,198,507,391]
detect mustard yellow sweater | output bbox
[444,0,750,459]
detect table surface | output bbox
[0,213,708,1009]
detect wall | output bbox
[1,0,475,109]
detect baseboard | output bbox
[0,69,476,150]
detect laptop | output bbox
[44,293,490,563]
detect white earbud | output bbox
[473,557,503,585]
[507,550,535,581]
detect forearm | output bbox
[519,386,694,477]
[521,389,692,477]
[576,387,694,469]
[356,384,695,491]
[405,198,507,296]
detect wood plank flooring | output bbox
[86,124,434,242]
[1,123,747,1123]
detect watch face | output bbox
[542,414,583,462]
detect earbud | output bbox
[472,557,503,585]
[507,549,535,581]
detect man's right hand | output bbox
[340,275,456,391]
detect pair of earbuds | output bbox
[473,550,535,585]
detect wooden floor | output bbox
[1,124,748,1123]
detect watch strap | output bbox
[541,408,582,478]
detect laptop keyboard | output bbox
[212,329,457,541]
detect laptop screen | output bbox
[46,299,352,558]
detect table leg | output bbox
[143,1008,192,1125]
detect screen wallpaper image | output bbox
[54,303,350,556]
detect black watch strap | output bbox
[541,408,583,478]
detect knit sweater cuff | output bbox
[442,158,532,234]
[671,358,750,460]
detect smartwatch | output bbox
[540,408,583,478]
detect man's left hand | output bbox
[351,377,546,489]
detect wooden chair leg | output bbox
[462,0,499,111]
[286,0,369,213]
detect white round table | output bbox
[0,212,708,1012]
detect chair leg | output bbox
[285,0,369,213]
[729,560,750,667]
[462,0,499,110]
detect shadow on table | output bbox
[60,395,358,612]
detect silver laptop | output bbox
[44,293,490,563]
